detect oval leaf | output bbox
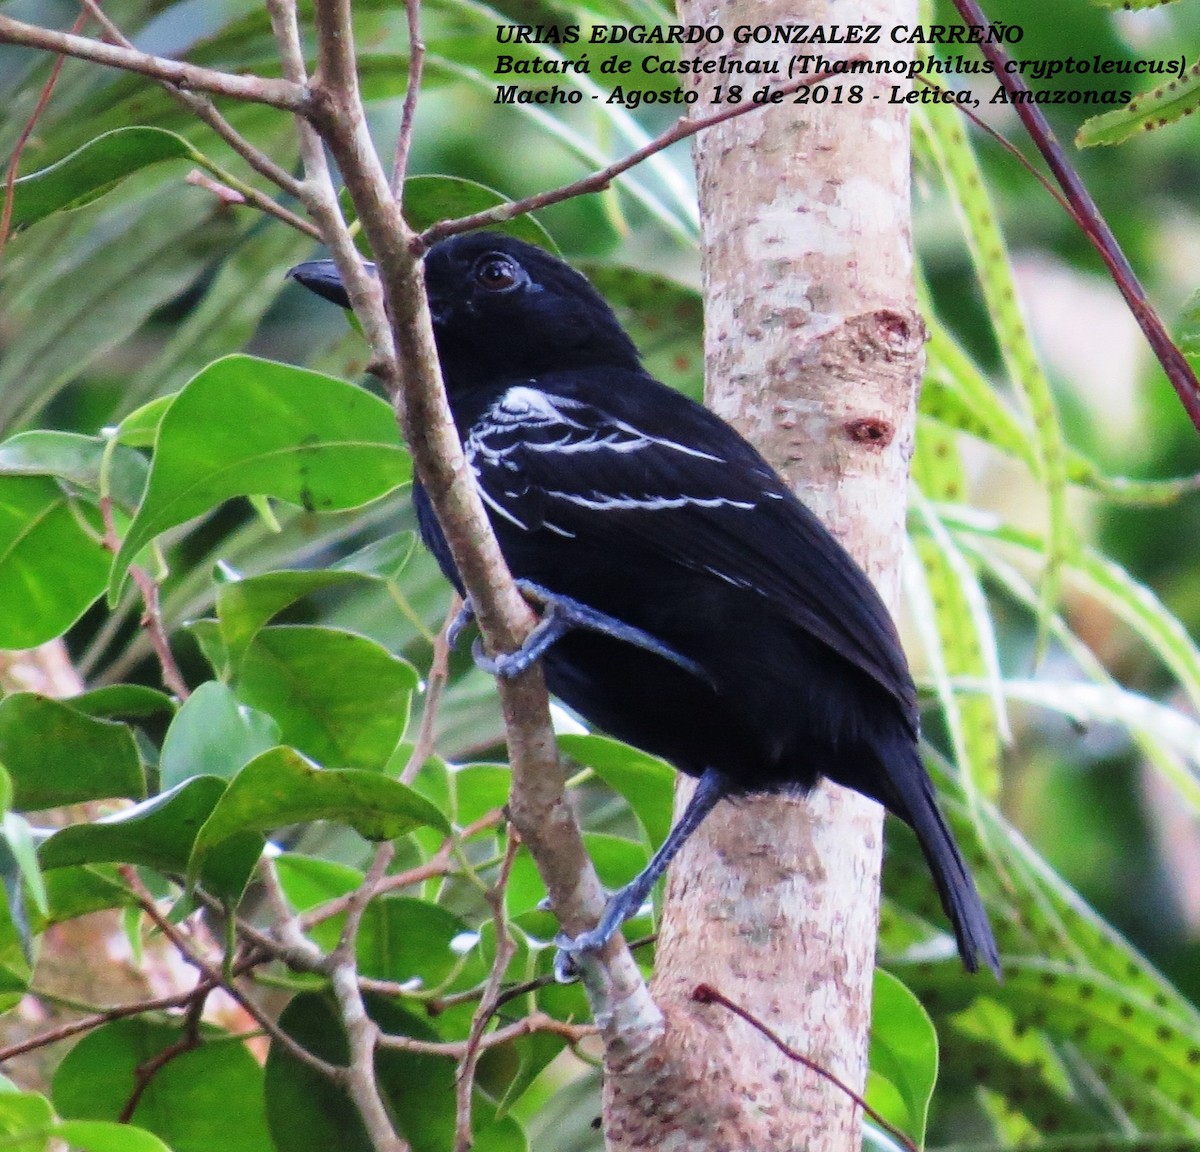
[234,625,417,771]
[53,1017,272,1152]
[188,746,449,887]
[159,681,280,791]
[110,356,411,600]
[867,970,939,1146]
[0,475,110,649]
[0,694,144,811]
[39,776,227,875]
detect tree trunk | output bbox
[603,2,924,1148]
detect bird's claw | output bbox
[552,929,607,984]
[446,599,476,651]
[449,580,705,681]
[469,635,543,679]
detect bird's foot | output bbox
[553,927,612,983]
[551,883,648,983]
[451,579,704,680]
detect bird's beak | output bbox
[287,259,376,309]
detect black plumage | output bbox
[289,233,1000,978]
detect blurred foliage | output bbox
[0,0,1199,1149]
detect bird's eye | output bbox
[474,255,521,292]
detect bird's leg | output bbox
[553,767,727,983]
[450,579,705,680]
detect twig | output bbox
[946,0,1200,434]
[376,1011,594,1056]
[391,0,424,195]
[0,14,303,109]
[76,0,311,219]
[400,595,457,783]
[692,984,919,1152]
[327,842,408,1152]
[915,76,1079,225]
[118,986,208,1122]
[270,0,396,369]
[257,857,332,971]
[453,829,519,1152]
[296,808,503,932]
[98,496,189,699]
[186,169,246,206]
[418,67,847,250]
[0,10,88,264]
[0,983,216,1063]
[119,867,343,1082]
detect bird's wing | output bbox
[465,378,916,720]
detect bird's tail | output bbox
[877,738,1001,977]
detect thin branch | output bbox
[400,595,457,784]
[257,857,332,971]
[454,829,519,1152]
[692,984,920,1152]
[305,0,657,1043]
[418,67,844,250]
[0,983,216,1063]
[0,14,304,110]
[77,0,308,208]
[946,0,1200,434]
[99,497,189,699]
[0,10,87,263]
[376,1011,594,1057]
[118,987,208,1122]
[119,867,344,1082]
[916,76,1079,224]
[271,0,396,368]
[299,851,449,930]
[327,842,408,1152]
[390,0,424,195]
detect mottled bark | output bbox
[604,1,923,1148]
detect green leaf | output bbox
[54,1120,174,1152]
[402,175,556,251]
[0,1090,55,1152]
[867,970,938,1147]
[0,431,149,512]
[53,1018,272,1152]
[215,570,375,672]
[558,733,675,849]
[67,685,177,721]
[188,747,449,889]
[9,127,194,229]
[1078,59,1200,147]
[266,992,526,1152]
[3,812,47,917]
[44,865,131,924]
[0,694,144,811]
[915,103,1070,651]
[115,396,176,450]
[0,475,110,649]
[0,829,34,964]
[110,356,411,600]
[39,776,227,876]
[159,681,280,791]
[234,626,417,770]
[355,896,474,986]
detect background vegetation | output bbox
[0,0,1199,1148]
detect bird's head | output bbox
[289,232,642,388]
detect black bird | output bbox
[290,234,1001,979]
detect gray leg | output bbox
[553,767,728,983]
[450,580,706,680]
